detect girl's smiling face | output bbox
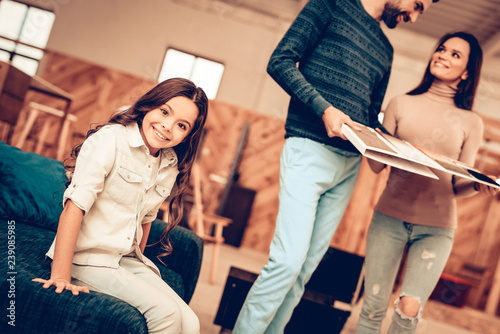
[140,96,199,156]
[430,37,470,87]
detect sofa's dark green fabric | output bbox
[144,219,204,303]
[1,223,148,334]
[145,219,204,304]
[0,142,203,333]
[0,142,66,230]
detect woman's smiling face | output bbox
[140,96,199,156]
[430,37,470,87]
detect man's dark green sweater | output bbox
[267,0,393,152]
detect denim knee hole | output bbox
[394,294,422,324]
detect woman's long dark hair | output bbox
[408,32,483,110]
[66,77,208,256]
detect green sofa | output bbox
[0,141,203,333]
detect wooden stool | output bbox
[14,101,77,160]
[159,185,232,285]
[190,162,232,284]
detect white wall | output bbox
[26,0,292,118]
[24,0,500,120]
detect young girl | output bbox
[33,78,208,334]
[355,32,497,334]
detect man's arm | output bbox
[267,0,334,118]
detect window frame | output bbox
[0,0,55,74]
[158,47,225,100]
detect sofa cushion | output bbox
[0,142,67,231]
[0,222,149,333]
[157,264,185,299]
[145,219,203,303]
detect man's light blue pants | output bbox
[233,137,361,334]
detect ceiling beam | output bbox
[483,30,500,58]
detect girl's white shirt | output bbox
[46,123,179,276]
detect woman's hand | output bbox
[32,277,89,295]
[474,179,499,196]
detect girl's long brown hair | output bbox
[66,78,208,256]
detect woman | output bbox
[355,32,497,334]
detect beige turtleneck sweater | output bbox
[374,80,484,229]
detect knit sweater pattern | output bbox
[267,0,393,152]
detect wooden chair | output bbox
[12,75,76,160]
[190,161,232,284]
[0,61,31,144]
[14,101,77,160]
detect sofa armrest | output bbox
[144,219,203,304]
[0,264,148,334]
[0,223,149,334]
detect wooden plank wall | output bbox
[7,50,500,312]
[197,99,286,250]
[10,51,157,157]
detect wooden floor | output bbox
[190,243,500,334]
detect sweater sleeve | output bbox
[458,113,484,166]
[267,0,335,118]
[369,67,392,130]
[453,113,484,196]
[381,95,400,135]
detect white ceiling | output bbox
[180,0,500,60]
[240,0,500,59]
[246,0,500,58]
[398,0,500,58]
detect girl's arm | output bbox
[139,222,152,254]
[32,200,89,295]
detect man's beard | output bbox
[382,5,404,29]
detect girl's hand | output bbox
[32,277,89,295]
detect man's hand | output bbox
[32,277,89,295]
[322,106,360,139]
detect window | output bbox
[159,49,224,100]
[0,0,55,75]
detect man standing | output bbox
[233,0,438,333]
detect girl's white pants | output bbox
[71,255,199,334]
